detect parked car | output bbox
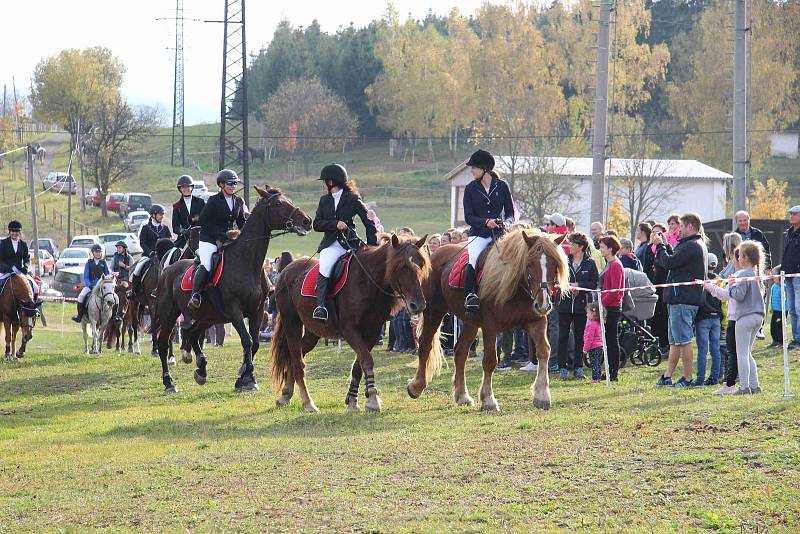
[42,172,77,195]
[119,193,152,217]
[55,247,91,272]
[85,187,101,206]
[106,193,124,213]
[98,232,143,258]
[124,210,150,232]
[192,182,209,199]
[37,238,59,259]
[69,235,101,249]
[30,250,55,276]
[51,267,84,299]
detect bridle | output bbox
[339,231,410,302]
[235,192,306,243]
[522,253,553,312]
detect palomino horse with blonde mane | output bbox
[0,274,38,362]
[408,229,568,411]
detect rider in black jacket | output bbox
[129,204,172,297]
[172,175,205,249]
[0,220,40,305]
[311,163,377,321]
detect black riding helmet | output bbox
[318,163,348,187]
[149,204,165,216]
[8,220,22,232]
[115,240,128,249]
[465,149,495,171]
[91,244,102,253]
[177,174,193,190]
[216,169,240,185]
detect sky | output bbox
[1,0,489,125]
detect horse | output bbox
[122,298,141,354]
[81,274,118,354]
[407,229,569,411]
[152,185,312,394]
[0,274,38,362]
[36,145,46,164]
[247,145,266,164]
[270,234,432,413]
[162,226,200,269]
[130,238,175,356]
[105,280,130,352]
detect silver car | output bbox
[98,232,144,259]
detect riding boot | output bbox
[313,274,330,321]
[188,266,209,310]
[127,273,138,298]
[71,301,85,323]
[464,264,480,312]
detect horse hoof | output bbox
[193,370,207,385]
[181,350,193,364]
[168,355,176,366]
[406,381,422,399]
[532,398,551,411]
[455,395,475,407]
[127,347,133,353]
[15,352,24,359]
[345,402,360,414]
[275,395,291,408]
[365,395,382,413]
[235,379,259,392]
[480,400,500,412]
[164,385,178,394]
[303,403,320,413]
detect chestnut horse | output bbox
[0,274,37,362]
[270,234,433,413]
[408,229,568,411]
[152,186,312,393]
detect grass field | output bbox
[1,313,799,532]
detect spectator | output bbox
[618,238,642,270]
[496,331,515,370]
[427,234,442,255]
[647,223,672,352]
[721,233,743,277]
[459,229,470,243]
[778,205,800,348]
[768,278,786,349]
[590,221,604,249]
[666,214,681,247]
[653,213,708,388]
[511,328,530,364]
[598,235,624,381]
[583,302,604,384]
[440,233,451,246]
[605,230,618,237]
[544,213,567,235]
[556,232,598,380]
[367,209,385,233]
[565,216,576,232]
[694,252,722,386]
[705,243,741,394]
[734,210,772,269]
[634,222,652,265]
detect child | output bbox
[694,253,723,386]
[583,302,604,383]
[769,280,786,348]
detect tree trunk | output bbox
[428,137,435,162]
[448,128,453,155]
[100,188,108,218]
[411,137,416,164]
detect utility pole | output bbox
[171,0,186,167]
[66,149,74,242]
[77,117,85,212]
[590,0,612,225]
[732,0,748,225]
[26,145,40,276]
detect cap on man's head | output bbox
[707,252,718,268]
[789,205,800,214]
[544,213,566,227]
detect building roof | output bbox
[445,156,732,181]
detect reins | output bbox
[338,231,407,301]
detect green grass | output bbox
[1,316,799,532]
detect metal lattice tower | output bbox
[171,0,185,167]
[219,0,249,205]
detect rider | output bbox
[112,241,132,282]
[72,244,110,322]
[128,204,172,297]
[462,149,516,312]
[189,169,247,310]
[312,163,377,322]
[171,174,205,249]
[0,221,41,306]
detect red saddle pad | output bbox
[180,251,225,292]
[300,255,352,298]
[448,251,484,289]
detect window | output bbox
[55,271,81,284]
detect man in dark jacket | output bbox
[734,210,772,269]
[651,212,708,388]
[779,205,800,347]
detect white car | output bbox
[124,211,150,232]
[192,182,209,200]
[70,235,101,249]
[55,247,92,272]
[98,232,144,258]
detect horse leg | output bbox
[4,320,15,363]
[82,320,89,354]
[452,322,479,407]
[478,327,500,412]
[247,310,261,360]
[288,320,318,412]
[157,308,181,393]
[191,324,209,386]
[278,329,319,408]
[345,357,363,413]
[529,317,552,410]
[344,328,381,413]
[231,308,258,392]
[180,323,193,364]
[167,327,176,365]
[408,306,447,398]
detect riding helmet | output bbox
[318,164,348,186]
[91,244,102,253]
[176,174,194,190]
[149,204,165,216]
[216,168,240,185]
[8,220,22,231]
[465,149,495,171]
[115,241,128,249]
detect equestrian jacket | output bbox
[0,237,29,274]
[736,226,772,269]
[172,196,205,247]
[654,233,708,306]
[463,176,515,239]
[83,259,109,288]
[112,252,132,281]
[198,191,247,244]
[557,255,599,314]
[138,221,172,257]
[313,190,378,252]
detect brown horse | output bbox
[152,185,312,393]
[270,234,433,413]
[0,274,38,362]
[407,229,569,411]
[105,280,130,352]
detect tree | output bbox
[260,78,358,177]
[749,178,788,219]
[81,97,160,217]
[606,199,631,238]
[513,154,579,224]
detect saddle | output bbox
[180,251,225,292]
[448,251,486,289]
[301,252,353,298]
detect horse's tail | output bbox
[270,313,291,391]
[415,312,446,380]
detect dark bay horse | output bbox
[152,186,312,393]
[407,229,569,411]
[0,274,38,362]
[270,234,433,413]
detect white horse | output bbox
[82,275,118,354]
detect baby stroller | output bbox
[619,268,662,367]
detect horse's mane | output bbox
[359,238,431,291]
[478,229,569,308]
[11,274,33,301]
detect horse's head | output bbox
[521,231,569,316]
[253,185,312,236]
[96,275,118,310]
[386,234,430,316]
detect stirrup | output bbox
[188,292,202,309]
[464,293,480,312]
[312,306,329,321]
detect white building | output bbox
[445,156,732,231]
[770,132,799,158]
